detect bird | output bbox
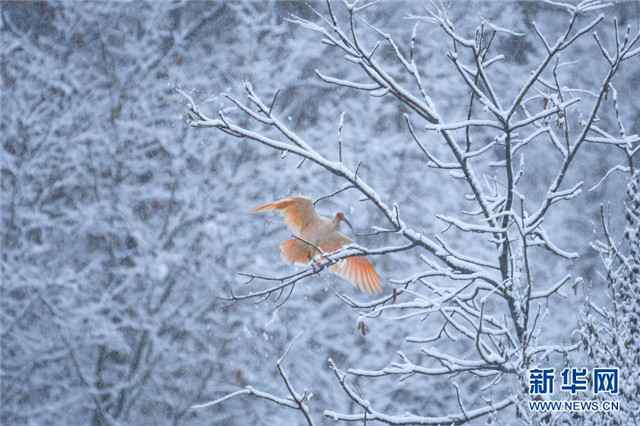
[253,196,382,294]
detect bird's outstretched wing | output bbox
[253,196,320,236]
[320,232,382,294]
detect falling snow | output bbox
[2,2,640,425]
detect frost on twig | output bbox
[192,331,316,426]
[578,170,640,425]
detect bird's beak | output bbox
[342,217,355,235]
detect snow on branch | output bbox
[325,359,515,424]
[192,331,315,426]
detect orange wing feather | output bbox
[279,238,319,265]
[321,232,382,294]
[253,196,319,236]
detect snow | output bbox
[2,1,639,425]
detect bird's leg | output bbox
[308,251,331,273]
[307,251,319,273]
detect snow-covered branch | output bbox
[192,331,316,425]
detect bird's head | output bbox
[333,211,355,234]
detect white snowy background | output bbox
[2,1,639,425]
